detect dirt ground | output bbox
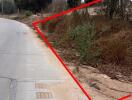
[65,62,132,100]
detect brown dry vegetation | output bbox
[94,16,132,80]
[41,13,132,81]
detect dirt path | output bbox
[68,64,132,100]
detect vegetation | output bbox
[41,6,132,79]
[25,10,32,16]
[14,0,52,12]
[42,12,99,65]
[9,0,130,80]
[68,22,98,63]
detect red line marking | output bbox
[32,0,103,100]
[118,94,132,100]
[32,1,132,100]
[32,0,102,25]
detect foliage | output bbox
[44,18,60,33]
[25,10,32,16]
[68,22,99,63]
[100,38,127,64]
[41,12,99,64]
[44,1,67,13]
[52,1,67,13]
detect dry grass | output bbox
[99,37,127,65]
[41,14,132,80]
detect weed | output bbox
[100,38,128,65]
[69,22,99,64]
[25,10,32,16]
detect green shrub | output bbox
[43,17,65,34]
[48,19,58,33]
[70,11,90,28]
[41,11,90,34]
[25,10,32,16]
[41,12,99,64]
[69,22,99,63]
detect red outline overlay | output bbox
[118,94,132,100]
[32,0,131,100]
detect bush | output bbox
[41,12,99,64]
[25,10,32,16]
[41,11,90,34]
[100,38,128,65]
[70,11,90,28]
[46,18,60,33]
[69,22,99,63]
[50,1,67,13]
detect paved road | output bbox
[0,18,87,100]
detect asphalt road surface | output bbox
[0,18,87,100]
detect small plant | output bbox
[25,10,32,16]
[69,22,99,63]
[46,19,59,33]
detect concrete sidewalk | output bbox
[0,18,87,100]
